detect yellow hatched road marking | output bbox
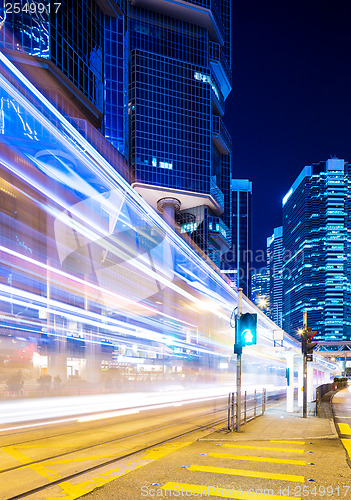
[43,441,193,499]
[222,444,304,454]
[338,423,351,435]
[25,463,61,480]
[188,464,305,482]
[270,440,305,445]
[208,452,306,465]
[1,446,32,464]
[161,482,301,499]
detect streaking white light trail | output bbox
[0,388,231,428]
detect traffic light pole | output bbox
[303,310,307,419]
[236,288,243,432]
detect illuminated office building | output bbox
[251,267,270,308]
[267,226,283,328]
[130,0,233,267]
[221,179,252,295]
[1,1,127,154]
[282,158,351,341]
[1,0,232,267]
[0,0,233,384]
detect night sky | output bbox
[227,0,351,263]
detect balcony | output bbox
[210,176,224,211]
[95,0,124,16]
[208,216,230,253]
[212,115,232,154]
[131,0,224,44]
[209,41,231,99]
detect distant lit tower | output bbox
[222,179,252,296]
[251,266,270,310]
[267,226,283,328]
[282,158,351,341]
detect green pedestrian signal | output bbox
[238,313,257,346]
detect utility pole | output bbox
[302,310,307,419]
[232,288,257,432]
[236,288,243,432]
[301,310,317,418]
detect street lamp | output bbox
[257,295,268,310]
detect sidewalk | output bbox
[203,400,337,442]
[83,398,351,499]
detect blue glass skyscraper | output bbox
[221,179,252,295]
[282,158,351,342]
[1,0,232,268]
[267,226,283,328]
[129,0,232,267]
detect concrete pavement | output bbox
[79,396,351,500]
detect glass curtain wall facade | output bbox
[1,0,128,153]
[221,179,252,296]
[1,1,232,268]
[129,0,232,267]
[251,266,270,309]
[267,226,283,328]
[282,159,351,341]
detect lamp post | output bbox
[303,310,307,419]
[236,288,243,432]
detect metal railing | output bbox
[315,380,348,415]
[228,389,266,431]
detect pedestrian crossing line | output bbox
[222,444,304,454]
[208,452,307,465]
[338,423,351,435]
[161,482,302,499]
[270,440,305,445]
[341,438,351,460]
[187,464,305,482]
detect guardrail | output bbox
[228,389,266,431]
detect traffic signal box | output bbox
[234,313,258,355]
[301,327,318,360]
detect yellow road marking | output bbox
[338,423,351,435]
[142,441,193,460]
[341,438,351,459]
[26,463,61,480]
[222,444,304,454]
[2,445,62,482]
[208,452,306,465]
[188,464,305,482]
[270,440,305,445]
[1,446,32,464]
[43,441,193,499]
[161,482,301,499]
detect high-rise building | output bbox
[267,226,283,328]
[1,0,130,178]
[222,179,252,295]
[1,0,232,269]
[282,158,351,341]
[251,266,270,308]
[129,0,233,267]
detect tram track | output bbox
[0,401,227,499]
[7,416,227,499]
